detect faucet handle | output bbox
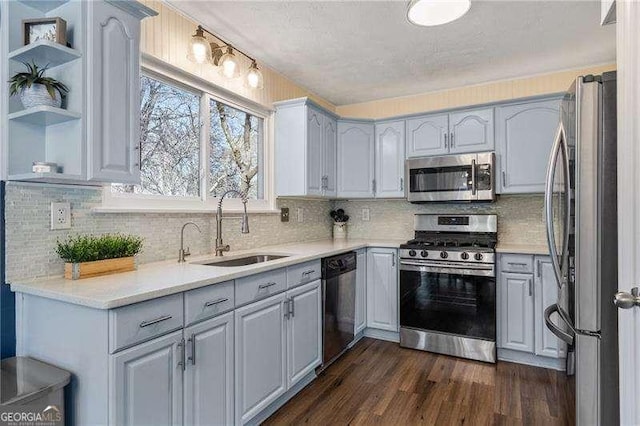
[184,247,191,257]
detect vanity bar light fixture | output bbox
[188,25,264,89]
[407,0,471,26]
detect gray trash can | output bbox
[1,356,71,424]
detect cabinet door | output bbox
[496,99,560,193]
[184,313,234,426]
[323,115,338,197]
[534,257,566,358]
[87,1,142,184]
[337,122,375,198]
[111,330,183,426]
[499,272,534,352]
[286,280,322,388]
[405,114,449,157]
[235,293,287,424]
[375,121,406,198]
[366,248,398,331]
[355,250,367,334]
[306,107,324,196]
[449,107,494,154]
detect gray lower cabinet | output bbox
[535,257,567,358]
[499,272,535,352]
[111,330,184,426]
[366,248,398,332]
[355,249,367,334]
[184,312,234,426]
[235,292,288,424]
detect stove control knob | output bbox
[408,250,417,257]
[474,253,483,261]
[460,252,469,260]
[420,250,428,258]
[440,251,448,259]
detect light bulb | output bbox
[218,47,241,79]
[407,0,471,26]
[245,61,264,89]
[187,26,211,64]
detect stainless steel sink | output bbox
[194,254,289,267]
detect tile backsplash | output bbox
[5,182,546,282]
[5,183,332,282]
[333,195,547,245]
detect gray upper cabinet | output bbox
[449,107,494,154]
[375,120,406,198]
[405,107,493,158]
[406,114,449,157]
[274,99,337,198]
[337,121,375,198]
[496,97,561,193]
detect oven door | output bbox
[399,261,496,342]
[406,153,494,202]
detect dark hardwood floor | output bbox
[264,338,575,425]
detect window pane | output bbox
[112,75,201,197]
[209,99,263,199]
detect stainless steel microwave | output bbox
[405,153,495,203]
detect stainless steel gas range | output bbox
[399,214,498,363]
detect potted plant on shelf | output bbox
[56,234,144,280]
[330,209,350,240]
[9,61,69,109]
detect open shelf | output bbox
[9,40,81,68]
[8,172,101,186]
[17,0,69,13]
[8,106,80,125]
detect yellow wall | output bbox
[138,1,336,112]
[336,63,616,119]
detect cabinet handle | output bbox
[528,279,533,297]
[392,252,396,267]
[450,132,455,148]
[502,171,507,187]
[259,282,277,290]
[139,314,172,328]
[444,132,448,149]
[290,297,295,318]
[302,269,315,278]
[284,298,291,319]
[372,179,376,193]
[187,333,196,365]
[536,260,541,278]
[177,338,186,371]
[508,262,528,267]
[204,297,229,307]
[400,177,404,191]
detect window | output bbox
[110,71,267,209]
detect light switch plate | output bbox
[51,202,71,230]
[297,208,304,223]
[362,208,370,222]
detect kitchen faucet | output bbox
[214,189,250,256]
[178,222,201,262]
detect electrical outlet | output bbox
[362,208,370,222]
[51,202,71,230]
[297,208,304,223]
[280,207,290,222]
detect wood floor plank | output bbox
[264,338,575,426]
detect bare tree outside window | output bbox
[113,76,200,196]
[209,100,263,199]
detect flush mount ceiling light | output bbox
[407,0,471,26]
[186,25,264,89]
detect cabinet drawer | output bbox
[109,293,184,353]
[235,268,287,306]
[500,254,534,273]
[185,280,235,326]
[287,260,321,288]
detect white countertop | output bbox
[9,239,404,310]
[495,243,550,255]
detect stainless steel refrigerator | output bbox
[544,71,618,425]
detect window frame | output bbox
[101,57,275,213]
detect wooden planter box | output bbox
[64,256,137,280]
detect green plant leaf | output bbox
[55,234,144,263]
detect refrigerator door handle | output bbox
[544,303,574,345]
[544,123,569,289]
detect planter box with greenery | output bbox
[56,234,143,280]
[9,61,69,109]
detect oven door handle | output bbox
[400,260,494,277]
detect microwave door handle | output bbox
[471,158,477,196]
[544,123,566,289]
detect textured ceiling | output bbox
[169,0,616,106]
